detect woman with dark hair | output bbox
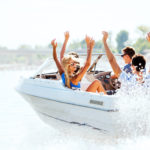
[117,54,147,84]
[131,54,146,83]
[132,55,146,72]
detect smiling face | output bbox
[68,59,78,75]
[66,58,81,77]
[62,56,80,77]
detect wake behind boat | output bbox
[16,57,120,134]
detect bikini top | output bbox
[61,73,81,89]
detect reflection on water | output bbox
[0,70,150,150]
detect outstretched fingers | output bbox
[85,36,95,48]
[85,35,90,46]
[51,39,57,48]
[86,37,95,55]
[64,31,70,41]
[102,31,108,41]
[89,38,95,49]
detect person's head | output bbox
[62,55,80,88]
[131,54,146,75]
[68,51,79,58]
[67,51,80,74]
[62,55,80,76]
[121,47,135,64]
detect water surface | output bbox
[0,70,150,150]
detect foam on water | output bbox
[115,77,150,137]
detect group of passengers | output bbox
[51,31,150,95]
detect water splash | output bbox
[115,79,150,137]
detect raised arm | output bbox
[147,32,150,73]
[102,31,121,77]
[146,32,150,42]
[60,31,70,64]
[72,36,94,83]
[51,39,64,75]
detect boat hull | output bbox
[19,92,118,134]
[16,78,119,134]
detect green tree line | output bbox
[1,25,150,54]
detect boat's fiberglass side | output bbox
[16,78,119,133]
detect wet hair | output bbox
[132,54,146,72]
[122,47,135,59]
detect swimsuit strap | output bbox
[61,73,81,89]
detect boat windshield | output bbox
[33,58,57,77]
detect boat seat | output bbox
[35,72,61,80]
[86,71,121,90]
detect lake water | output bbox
[1,61,150,150]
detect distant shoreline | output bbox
[0,49,149,71]
[0,64,39,71]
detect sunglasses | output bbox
[121,54,127,57]
[70,62,78,66]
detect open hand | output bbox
[146,32,150,42]
[64,31,70,41]
[85,35,90,46]
[102,31,108,41]
[87,37,95,54]
[51,39,57,48]
[89,38,95,50]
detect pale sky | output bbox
[0,0,150,49]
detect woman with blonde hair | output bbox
[51,35,106,94]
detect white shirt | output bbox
[119,71,136,83]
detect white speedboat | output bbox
[16,58,120,134]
